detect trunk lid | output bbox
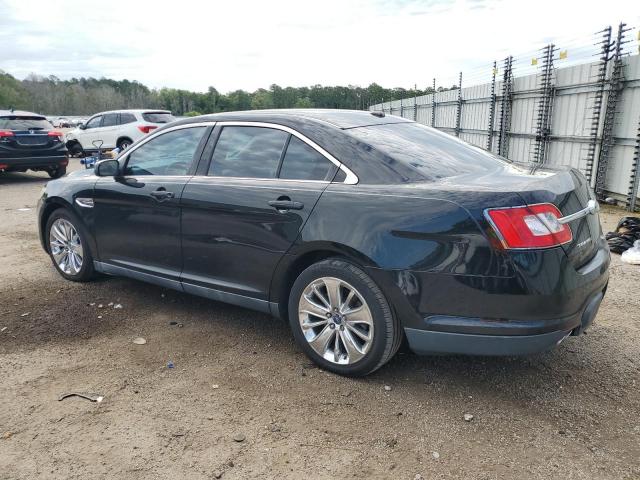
[11,130,58,149]
[445,163,601,268]
[514,168,601,268]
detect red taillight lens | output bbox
[0,130,15,138]
[48,131,64,138]
[486,203,572,249]
[137,125,158,134]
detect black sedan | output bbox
[1,110,68,178]
[37,110,609,376]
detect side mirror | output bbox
[79,124,86,130]
[95,159,120,177]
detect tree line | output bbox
[0,70,457,116]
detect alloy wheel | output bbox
[298,277,374,365]
[49,218,84,275]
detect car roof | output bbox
[181,109,411,130]
[89,109,172,116]
[0,110,46,118]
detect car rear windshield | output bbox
[0,116,52,130]
[142,112,175,124]
[347,122,511,181]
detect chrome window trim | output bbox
[118,122,214,177]
[213,121,359,185]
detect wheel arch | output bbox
[268,242,379,321]
[116,136,133,148]
[39,198,98,260]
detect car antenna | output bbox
[370,111,385,118]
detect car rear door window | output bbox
[120,113,137,125]
[102,113,119,127]
[85,116,102,129]
[279,136,335,181]
[124,127,206,176]
[209,126,288,178]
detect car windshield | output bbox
[347,122,512,181]
[0,116,51,130]
[142,112,175,124]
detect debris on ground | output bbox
[606,217,640,254]
[58,392,104,403]
[3,431,13,439]
[20,312,30,317]
[384,385,392,391]
[463,413,474,422]
[621,240,640,265]
[114,304,123,309]
[232,433,246,442]
[414,474,425,480]
[1,327,7,332]
[432,451,440,459]
[212,384,219,389]
[132,337,147,345]
[167,361,174,369]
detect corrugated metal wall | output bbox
[371,54,640,204]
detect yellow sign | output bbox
[559,50,568,59]
[531,58,538,66]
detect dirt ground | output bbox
[1,162,639,480]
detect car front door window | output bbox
[124,127,207,176]
[85,116,102,129]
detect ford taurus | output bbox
[37,110,610,376]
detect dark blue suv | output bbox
[0,110,68,178]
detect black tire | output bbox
[67,142,84,157]
[288,258,402,376]
[48,166,67,179]
[45,209,95,282]
[117,138,133,150]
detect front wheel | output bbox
[46,209,95,282]
[117,138,132,150]
[288,258,402,376]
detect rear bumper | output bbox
[366,238,610,357]
[0,155,68,171]
[405,288,604,356]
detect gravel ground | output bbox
[1,163,639,480]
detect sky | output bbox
[1,0,638,93]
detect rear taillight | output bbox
[0,130,14,138]
[137,125,158,134]
[486,203,572,249]
[48,131,64,137]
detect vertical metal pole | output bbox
[584,26,613,183]
[431,78,436,128]
[498,56,513,158]
[455,72,463,137]
[414,83,418,121]
[595,22,630,200]
[400,97,404,118]
[628,116,640,212]
[532,44,556,166]
[487,61,497,151]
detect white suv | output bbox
[65,109,175,155]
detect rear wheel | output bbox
[48,166,66,179]
[288,258,402,376]
[46,209,95,282]
[67,142,84,157]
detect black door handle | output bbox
[268,198,304,211]
[150,189,174,201]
